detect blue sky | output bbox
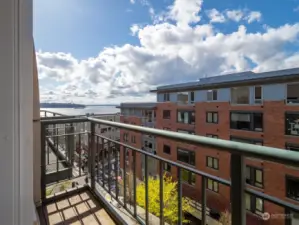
[34,0,299,104]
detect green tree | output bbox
[136,174,192,224]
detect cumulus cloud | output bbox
[206,9,226,23]
[246,11,262,23]
[37,0,299,104]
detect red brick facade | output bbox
[119,100,299,225]
[155,101,299,225]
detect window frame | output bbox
[190,91,195,103]
[177,92,189,104]
[163,110,171,119]
[206,112,218,124]
[181,169,196,185]
[163,162,171,173]
[245,193,264,216]
[285,143,299,152]
[163,145,171,154]
[177,110,195,124]
[230,86,250,105]
[177,129,195,135]
[254,86,263,104]
[206,134,218,138]
[286,175,299,202]
[286,83,299,104]
[177,148,196,166]
[207,179,219,193]
[230,111,263,132]
[131,135,136,143]
[206,156,219,170]
[246,166,263,188]
[285,112,299,136]
[207,90,218,101]
[163,93,170,102]
[230,136,263,146]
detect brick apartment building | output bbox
[118,67,299,225]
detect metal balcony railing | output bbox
[40,115,299,225]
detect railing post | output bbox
[230,154,246,225]
[90,122,96,190]
[40,124,46,201]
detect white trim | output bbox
[0,0,34,224]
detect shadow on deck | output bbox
[37,186,116,225]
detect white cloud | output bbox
[246,11,262,23]
[294,6,299,12]
[167,0,203,27]
[206,8,225,23]
[37,1,299,104]
[130,0,135,4]
[130,24,140,36]
[226,10,244,22]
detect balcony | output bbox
[36,111,299,225]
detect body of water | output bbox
[41,106,120,116]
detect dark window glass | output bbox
[177,111,195,124]
[286,177,299,201]
[163,145,171,154]
[163,110,171,119]
[177,149,195,166]
[230,112,263,132]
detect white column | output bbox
[0,0,34,225]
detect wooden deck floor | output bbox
[38,189,116,225]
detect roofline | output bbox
[151,74,299,93]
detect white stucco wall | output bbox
[0,0,34,225]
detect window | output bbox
[245,194,264,216]
[230,136,263,145]
[230,112,263,131]
[231,86,250,104]
[163,110,171,119]
[131,135,136,143]
[163,163,171,173]
[254,86,262,104]
[285,113,299,136]
[177,129,195,135]
[207,179,218,192]
[206,134,218,138]
[206,156,219,170]
[206,112,218,124]
[246,166,263,188]
[163,93,170,102]
[177,92,189,104]
[190,91,195,103]
[207,90,218,101]
[182,169,196,185]
[163,127,171,130]
[287,83,299,104]
[163,145,171,154]
[123,133,129,142]
[286,143,299,152]
[286,176,299,201]
[177,148,195,166]
[177,111,195,124]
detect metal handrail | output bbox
[41,116,299,167]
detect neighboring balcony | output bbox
[37,111,299,225]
